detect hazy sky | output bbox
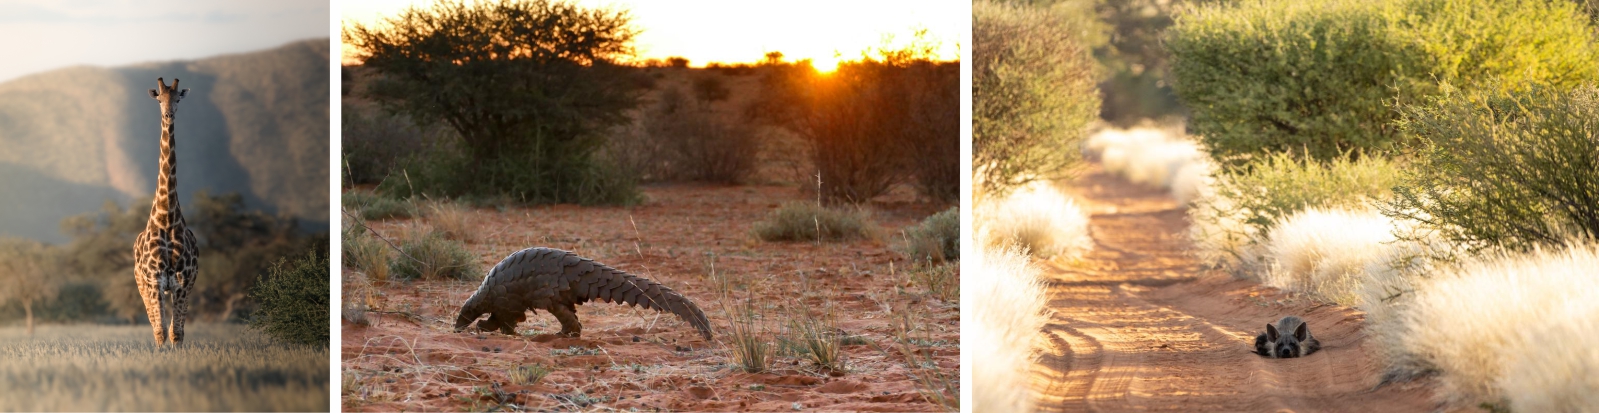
[0,0,329,83]
[341,0,964,71]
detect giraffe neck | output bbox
[149,109,182,230]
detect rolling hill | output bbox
[0,38,329,243]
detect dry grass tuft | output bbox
[343,221,392,283]
[1396,244,1599,409]
[1085,126,1207,191]
[422,200,475,243]
[508,363,552,386]
[907,261,958,303]
[970,243,1049,413]
[979,181,1091,260]
[1260,207,1400,305]
[786,305,846,374]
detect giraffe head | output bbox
[147,77,188,115]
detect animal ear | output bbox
[1295,322,1309,341]
[178,89,188,98]
[148,89,159,99]
[1266,323,1279,341]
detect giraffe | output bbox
[134,77,199,346]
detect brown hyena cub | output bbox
[1254,316,1321,358]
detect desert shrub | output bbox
[345,0,649,205]
[979,181,1091,260]
[389,230,478,281]
[752,202,873,242]
[626,84,759,184]
[974,1,1100,200]
[249,249,329,346]
[1168,0,1599,165]
[751,35,957,203]
[1384,83,1599,254]
[378,142,641,206]
[971,244,1048,413]
[899,207,959,263]
[342,190,414,221]
[1394,244,1599,409]
[340,103,451,186]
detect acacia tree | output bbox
[0,239,60,335]
[343,0,648,203]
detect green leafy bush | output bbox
[899,207,959,262]
[344,0,648,205]
[390,230,478,281]
[1168,0,1599,165]
[753,202,874,242]
[1384,83,1599,253]
[249,249,329,346]
[1219,153,1404,234]
[974,1,1101,200]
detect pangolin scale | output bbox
[454,247,713,340]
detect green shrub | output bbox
[899,207,959,262]
[1384,83,1599,253]
[390,230,478,281]
[974,1,1101,200]
[342,190,414,220]
[1208,153,1404,235]
[249,249,329,346]
[753,202,873,242]
[1168,0,1599,166]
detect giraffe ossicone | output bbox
[134,77,199,346]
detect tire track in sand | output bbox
[1029,165,1446,413]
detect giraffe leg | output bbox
[170,288,189,345]
[138,276,167,345]
[549,304,582,338]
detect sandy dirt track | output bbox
[1029,165,1458,413]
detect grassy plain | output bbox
[0,323,328,411]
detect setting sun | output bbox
[340,0,962,67]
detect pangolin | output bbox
[454,247,713,340]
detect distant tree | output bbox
[667,56,691,68]
[0,239,60,335]
[343,0,648,203]
[59,200,145,323]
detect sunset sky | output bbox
[341,0,964,71]
[0,0,328,83]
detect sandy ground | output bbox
[341,184,957,412]
[1029,164,1460,412]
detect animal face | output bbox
[1265,321,1311,358]
[455,311,485,332]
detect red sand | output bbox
[341,184,957,412]
[1030,164,1461,412]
